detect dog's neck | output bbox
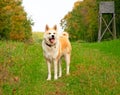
[45,42,56,47]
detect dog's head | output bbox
[43,24,58,46]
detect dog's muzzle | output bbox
[49,35,55,43]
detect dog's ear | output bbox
[45,24,49,31]
[53,25,57,30]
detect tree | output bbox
[60,0,120,42]
[0,0,33,41]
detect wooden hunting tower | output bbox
[98,1,116,42]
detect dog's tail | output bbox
[61,32,69,38]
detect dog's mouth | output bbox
[49,38,55,43]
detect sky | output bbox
[22,0,83,32]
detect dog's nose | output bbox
[52,35,54,38]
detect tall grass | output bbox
[0,37,120,95]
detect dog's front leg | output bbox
[54,60,58,80]
[47,60,51,80]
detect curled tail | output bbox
[61,32,69,38]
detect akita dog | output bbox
[42,25,71,80]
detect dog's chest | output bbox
[44,46,58,59]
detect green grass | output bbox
[32,32,43,43]
[0,38,120,95]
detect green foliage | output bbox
[0,0,33,41]
[60,0,98,42]
[61,0,120,42]
[0,39,120,95]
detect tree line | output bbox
[60,0,120,42]
[0,0,33,41]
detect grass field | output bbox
[0,33,120,95]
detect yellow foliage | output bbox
[74,1,80,7]
[3,6,12,10]
[0,0,35,40]
[10,31,25,41]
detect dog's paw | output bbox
[58,74,62,78]
[54,76,58,80]
[47,76,51,80]
[47,78,51,80]
[66,73,70,76]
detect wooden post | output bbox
[98,14,102,42]
[113,13,116,39]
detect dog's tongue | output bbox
[50,38,54,43]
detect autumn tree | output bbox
[61,0,120,42]
[0,0,33,41]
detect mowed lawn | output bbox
[0,33,120,95]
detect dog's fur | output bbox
[42,25,72,80]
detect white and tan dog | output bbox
[42,25,72,80]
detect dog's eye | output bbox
[53,33,56,34]
[49,33,51,35]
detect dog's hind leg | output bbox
[58,59,62,78]
[65,53,71,75]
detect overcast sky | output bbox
[22,0,83,32]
